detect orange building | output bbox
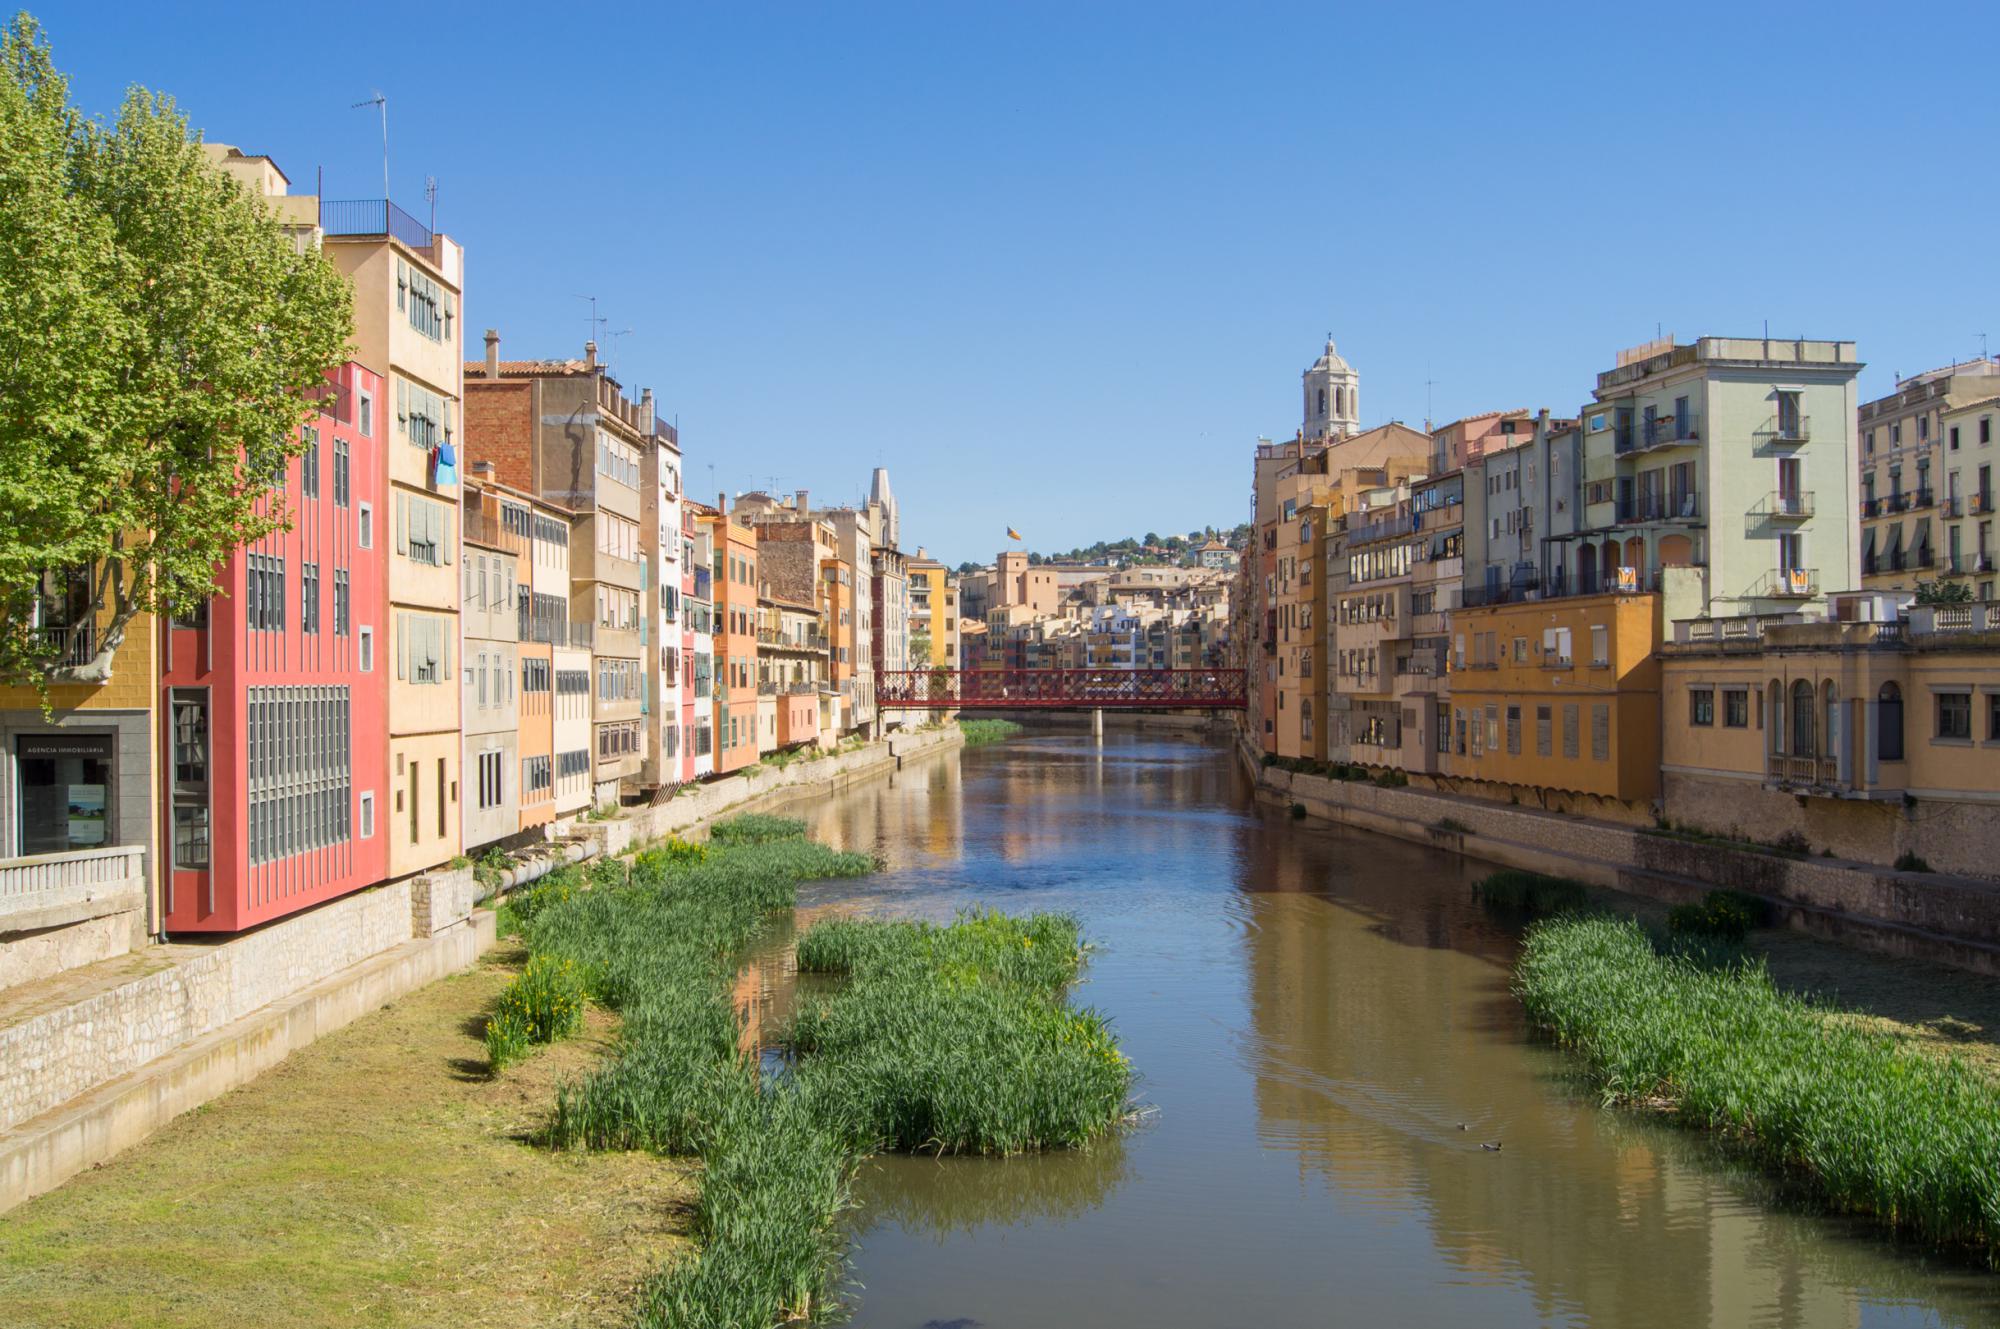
[703,505,760,774]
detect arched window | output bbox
[1317,388,1327,416]
[1791,679,1817,758]
[1879,682,1904,762]
[1822,681,1839,771]
[1335,387,1344,417]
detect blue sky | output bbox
[34,1,2000,566]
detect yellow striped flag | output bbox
[1006,527,1023,541]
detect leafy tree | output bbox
[1914,579,1974,605]
[0,15,352,688]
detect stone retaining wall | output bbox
[1246,738,2000,972]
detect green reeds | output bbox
[1516,914,2000,1261]
[1472,869,1589,919]
[485,952,587,1071]
[518,815,1130,1326]
[958,718,1024,746]
[789,910,1132,1154]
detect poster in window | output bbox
[67,784,107,845]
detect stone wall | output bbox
[1248,739,2000,973]
[0,877,440,1135]
[1663,770,2000,881]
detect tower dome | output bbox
[1302,335,1360,441]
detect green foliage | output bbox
[1895,850,1934,873]
[959,718,1023,747]
[789,910,1131,1153]
[706,813,809,846]
[1667,889,1773,942]
[506,865,583,934]
[0,16,352,690]
[1516,915,2000,1260]
[1473,870,1589,919]
[485,953,587,1071]
[526,825,1128,1326]
[1915,579,1975,604]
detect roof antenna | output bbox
[424,175,437,234]
[573,294,605,349]
[351,91,388,200]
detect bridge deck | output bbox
[877,667,1246,710]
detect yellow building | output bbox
[1659,597,2000,876]
[1446,592,1661,805]
[905,554,957,669]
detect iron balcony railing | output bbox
[1760,490,1813,520]
[318,199,435,249]
[1943,495,1965,518]
[1615,492,1703,523]
[34,623,94,667]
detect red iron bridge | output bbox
[876,667,1247,710]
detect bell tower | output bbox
[1302,335,1359,441]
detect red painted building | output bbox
[158,362,390,931]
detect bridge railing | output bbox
[876,667,1246,709]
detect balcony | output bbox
[1615,492,1702,523]
[1756,490,1813,521]
[1908,488,1937,511]
[1459,577,1541,609]
[1943,495,1965,519]
[1616,413,1701,454]
[318,199,435,250]
[1861,497,1884,520]
[1973,492,1996,517]
[34,623,94,668]
[1753,567,1819,599]
[1763,414,1811,444]
[568,621,594,649]
[1766,754,1841,789]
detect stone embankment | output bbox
[0,725,962,1213]
[1243,738,2000,976]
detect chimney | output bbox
[795,488,809,513]
[585,340,598,371]
[483,328,500,380]
[640,387,655,433]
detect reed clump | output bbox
[959,718,1024,746]
[790,909,1132,1153]
[1516,914,2000,1261]
[517,815,1130,1327]
[485,952,587,1071]
[1472,869,1589,919]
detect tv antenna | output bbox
[351,91,388,200]
[424,175,437,233]
[574,294,607,348]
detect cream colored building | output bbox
[1858,359,2000,593]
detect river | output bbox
[758,730,2000,1328]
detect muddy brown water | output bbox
[747,731,2000,1328]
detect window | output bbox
[1724,689,1748,728]
[301,562,320,635]
[395,612,451,684]
[358,393,373,438]
[359,791,375,838]
[1590,625,1608,666]
[1990,693,2000,743]
[1984,417,1993,446]
[397,258,454,342]
[597,513,640,563]
[399,493,451,566]
[596,432,641,488]
[359,625,373,673]
[1536,705,1551,757]
[302,427,320,498]
[557,749,591,780]
[597,657,641,702]
[1952,425,1962,451]
[246,554,286,632]
[1563,704,1579,759]
[396,376,452,449]
[334,570,350,636]
[522,754,552,799]
[522,657,551,693]
[1689,687,1714,726]
[1483,704,1499,754]
[1591,704,1610,761]
[1505,705,1521,755]
[596,720,641,759]
[245,685,352,867]
[477,750,504,810]
[170,688,211,870]
[1937,690,1973,741]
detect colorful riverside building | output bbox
[681,503,716,780]
[702,502,761,774]
[159,362,390,930]
[639,405,685,792]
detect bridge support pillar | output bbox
[1091,707,1103,739]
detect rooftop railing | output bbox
[318,199,435,249]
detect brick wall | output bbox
[461,380,537,491]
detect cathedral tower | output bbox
[1302,336,1359,440]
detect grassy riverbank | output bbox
[1516,914,2000,1260]
[518,814,1131,1328]
[958,718,1024,746]
[0,947,693,1329]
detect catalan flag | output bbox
[1006,527,1023,541]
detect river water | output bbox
[763,731,2000,1329]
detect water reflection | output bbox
[774,733,2000,1329]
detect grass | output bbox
[789,909,1133,1154]
[1472,869,1589,919]
[958,718,1024,747]
[1515,914,2000,1262]
[0,948,695,1329]
[519,816,1133,1327]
